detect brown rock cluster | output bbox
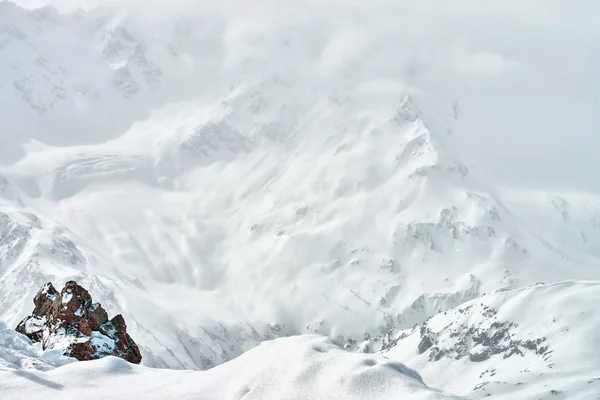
[16,281,142,364]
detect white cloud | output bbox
[319,28,369,73]
[9,0,600,191]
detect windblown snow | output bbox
[1,334,458,399]
[1,0,599,399]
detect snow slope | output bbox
[1,334,459,399]
[1,1,600,399]
[375,281,600,399]
[0,321,75,371]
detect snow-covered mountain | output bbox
[356,281,600,399]
[1,1,599,398]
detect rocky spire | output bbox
[16,281,142,364]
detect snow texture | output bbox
[0,0,599,399]
[0,321,75,371]
[377,281,600,399]
[0,334,458,399]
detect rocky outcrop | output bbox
[16,281,142,364]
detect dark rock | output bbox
[469,350,490,362]
[87,303,108,331]
[418,334,433,354]
[98,314,142,364]
[15,281,142,364]
[70,339,94,361]
[15,316,45,342]
[77,319,93,336]
[32,282,59,316]
[430,346,446,361]
[16,282,60,341]
[110,314,127,333]
[406,303,550,365]
[58,281,92,326]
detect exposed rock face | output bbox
[16,281,142,364]
[415,304,550,364]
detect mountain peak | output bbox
[391,94,421,126]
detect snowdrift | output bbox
[0,334,458,399]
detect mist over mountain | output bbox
[1,1,599,398]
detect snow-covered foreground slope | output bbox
[1,334,458,399]
[1,0,600,398]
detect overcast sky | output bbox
[11,0,600,193]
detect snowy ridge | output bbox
[0,334,459,399]
[369,281,600,399]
